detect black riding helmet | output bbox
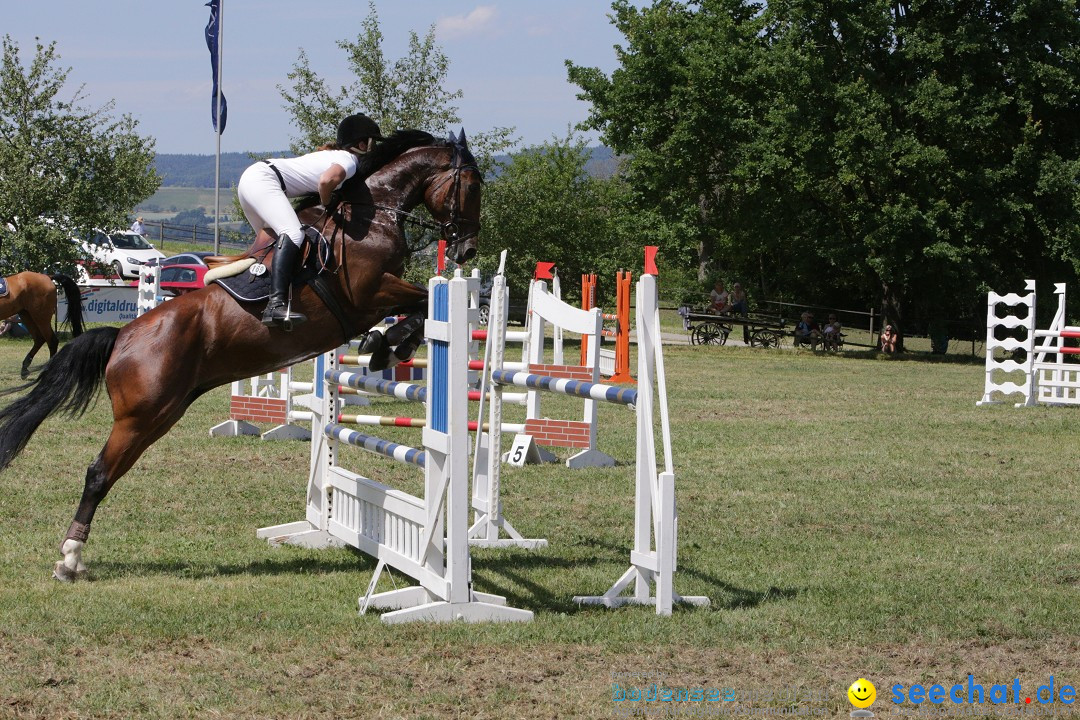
[337,113,383,149]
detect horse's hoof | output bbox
[389,344,415,368]
[52,561,88,583]
[365,335,393,371]
[356,330,384,355]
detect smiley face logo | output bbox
[848,678,876,709]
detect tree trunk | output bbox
[697,242,712,283]
[696,193,716,283]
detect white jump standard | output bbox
[479,265,709,615]
[977,280,1080,407]
[257,271,532,623]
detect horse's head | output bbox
[333,129,483,265]
[425,129,481,264]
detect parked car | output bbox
[75,229,166,279]
[156,251,216,267]
[476,287,528,326]
[158,264,210,296]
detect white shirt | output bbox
[267,150,360,196]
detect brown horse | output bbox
[0,130,481,581]
[0,272,85,378]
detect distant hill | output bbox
[153,146,619,188]
[153,152,288,188]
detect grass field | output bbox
[0,334,1077,719]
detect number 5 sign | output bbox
[504,434,545,467]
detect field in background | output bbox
[0,336,1077,718]
[136,187,234,220]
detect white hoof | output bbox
[53,561,88,582]
[54,539,88,582]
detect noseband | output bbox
[426,148,482,254]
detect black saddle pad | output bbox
[0,277,7,298]
[213,235,331,304]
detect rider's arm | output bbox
[319,163,348,205]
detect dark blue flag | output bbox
[205,0,227,133]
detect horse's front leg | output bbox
[357,273,429,371]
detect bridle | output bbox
[432,145,483,251]
[360,145,481,255]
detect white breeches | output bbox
[237,164,304,247]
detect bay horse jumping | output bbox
[0,272,85,378]
[0,130,481,581]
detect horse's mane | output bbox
[356,129,439,179]
[295,129,459,213]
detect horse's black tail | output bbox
[0,327,118,471]
[50,273,84,337]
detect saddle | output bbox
[210,228,330,303]
[211,228,359,340]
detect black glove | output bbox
[325,191,342,216]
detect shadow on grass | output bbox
[91,547,375,580]
[472,550,606,614]
[471,536,802,615]
[825,348,983,365]
[90,536,801,615]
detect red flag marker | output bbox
[534,262,556,280]
[437,239,447,274]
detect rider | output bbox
[237,113,383,328]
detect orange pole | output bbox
[608,269,635,384]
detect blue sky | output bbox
[4,1,627,154]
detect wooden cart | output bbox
[681,307,788,348]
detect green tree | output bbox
[279,1,515,170]
[567,0,764,288]
[569,0,1080,341]
[170,208,212,227]
[0,36,159,276]
[480,133,639,301]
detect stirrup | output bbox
[262,300,307,330]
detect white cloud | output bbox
[435,5,498,39]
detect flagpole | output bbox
[213,0,224,254]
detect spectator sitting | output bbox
[821,313,843,350]
[793,311,821,349]
[708,280,729,315]
[728,282,750,343]
[728,283,749,316]
[880,324,898,353]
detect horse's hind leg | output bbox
[18,316,50,379]
[55,409,187,581]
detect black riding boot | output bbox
[261,235,307,329]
